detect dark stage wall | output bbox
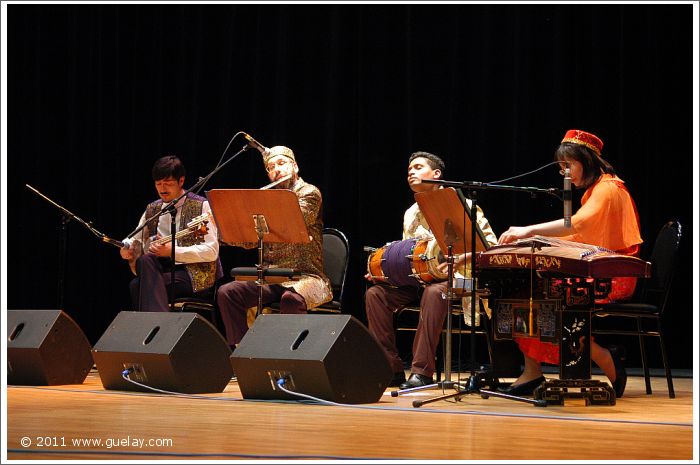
[7,4,695,369]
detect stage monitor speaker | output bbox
[231,314,392,404]
[7,309,93,385]
[92,311,233,394]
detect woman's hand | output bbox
[498,226,532,245]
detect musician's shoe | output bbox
[399,373,433,389]
[388,372,407,387]
[608,344,627,361]
[497,376,546,396]
[609,346,627,398]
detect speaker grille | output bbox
[232,314,391,404]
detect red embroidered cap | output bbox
[561,129,603,156]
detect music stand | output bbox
[206,189,310,316]
[418,188,487,384]
[403,187,543,406]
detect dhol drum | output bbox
[367,238,447,287]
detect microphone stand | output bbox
[127,142,252,311]
[420,178,562,201]
[58,213,69,309]
[25,184,107,310]
[412,178,551,408]
[167,203,177,311]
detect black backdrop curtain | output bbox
[7,4,695,369]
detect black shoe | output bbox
[388,372,407,387]
[609,346,627,398]
[608,344,627,361]
[497,376,546,396]
[399,373,433,389]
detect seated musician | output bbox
[216,145,332,349]
[120,155,221,312]
[498,129,642,398]
[365,152,498,389]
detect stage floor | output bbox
[6,370,695,461]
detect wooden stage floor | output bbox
[6,370,696,461]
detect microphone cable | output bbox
[485,160,562,185]
[213,131,246,171]
[192,131,252,195]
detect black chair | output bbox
[311,228,350,313]
[264,227,350,314]
[174,259,225,329]
[592,220,682,398]
[395,295,494,382]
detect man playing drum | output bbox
[364,151,498,389]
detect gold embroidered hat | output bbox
[561,129,604,156]
[263,145,296,166]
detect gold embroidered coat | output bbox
[235,178,333,309]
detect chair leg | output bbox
[657,320,675,398]
[637,317,652,395]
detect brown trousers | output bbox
[217,281,307,346]
[365,281,448,377]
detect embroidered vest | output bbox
[144,192,217,293]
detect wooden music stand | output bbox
[415,187,489,256]
[413,187,485,385]
[206,189,310,316]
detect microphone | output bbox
[563,165,572,228]
[242,132,268,154]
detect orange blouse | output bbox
[516,174,643,365]
[562,174,642,251]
